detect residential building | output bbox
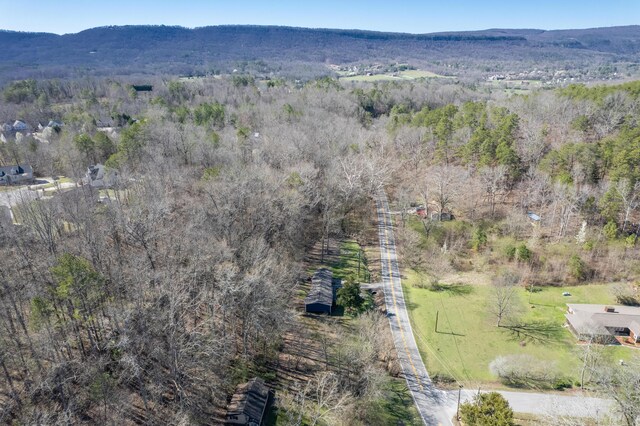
[305,268,334,314]
[12,120,28,132]
[565,304,640,344]
[0,164,34,185]
[225,377,270,426]
[82,164,116,188]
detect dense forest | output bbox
[1,25,640,82]
[1,73,640,424]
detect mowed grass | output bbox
[403,270,635,385]
[340,74,399,82]
[329,240,370,283]
[340,69,451,82]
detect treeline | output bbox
[559,80,640,102]
[2,25,640,84]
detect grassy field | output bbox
[340,69,452,82]
[403,269,635,385]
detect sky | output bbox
[1,0,638,35]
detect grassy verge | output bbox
[329,240,370,283]
[364,378,422,425]
[404,269,634,385]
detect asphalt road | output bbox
[0,186,37,208]
[0,180,77,209]
[375,191,614,425]
[376,192,454,425]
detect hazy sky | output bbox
[1,0,638,35]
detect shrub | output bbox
[515,243,532,262]
[626,234,637,248]
[460,392,514,426]
[490,355,560,389]
[568,254,587,281]
[503,245,516,261]
[471,228,488,251]
[603,221,618,240]
[337,279,364,314]
[612,283,640,306]
[552,377,573,390]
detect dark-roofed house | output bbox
[565,304,640,344]
[0,164,33,185]
[305,268,334,314]
[225,377,269,426]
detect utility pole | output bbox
[456,384,463,421]
[435,311,439,333]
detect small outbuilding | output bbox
[225,377,270,426]
[527,211,541,224]
[305,268,334,314]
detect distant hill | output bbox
[1,25,639,82]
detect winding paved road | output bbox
[375,191,614,425]
[376,192,453,425]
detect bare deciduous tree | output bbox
[490,271,521,327]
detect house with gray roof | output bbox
[0,164,33,185]
[565,304,640,344]
[12,120,28,132]
[81,164,118,188]
[225,377,270,426]
[305,268,335,314]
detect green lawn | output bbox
[340,74,399,82]
[397,69,452,79]
[339,69,452,83]
[403,269,635,385]
[365,378,422,425]
[329,240,370,283]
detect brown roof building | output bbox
[225,377,269,426]
[565,304,640,344]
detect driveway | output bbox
[0,179,77,208]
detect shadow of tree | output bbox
[405,301,419,311]
[502,321,565,345]
[428,283,473,296]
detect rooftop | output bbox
[304,268,333,307]
[566,304,640,336]
[226,377,269,422]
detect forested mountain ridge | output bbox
[1,24,640,82]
